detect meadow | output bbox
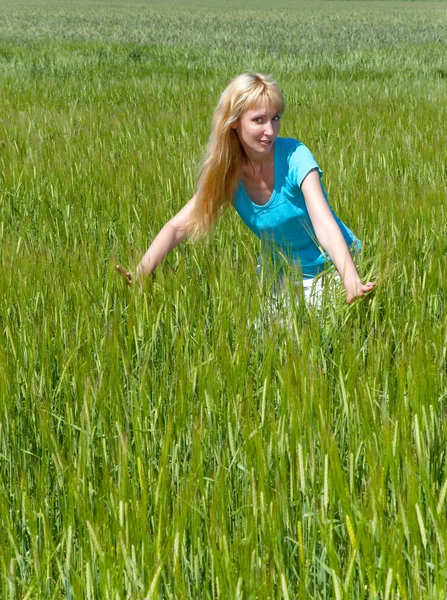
[1,0,447,597]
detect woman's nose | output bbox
[264,121,274,136]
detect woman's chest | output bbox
[237,185,308,236]
[240,167,275,206]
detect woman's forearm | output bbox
[136,195,197,278]
[300,170,375,302]
[313,220,376,303]
[136,221,189,277]
[314,221,361,286]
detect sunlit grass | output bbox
[1,0,447,597]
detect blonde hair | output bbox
[187,73,285,239]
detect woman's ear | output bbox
[230,120,238,130]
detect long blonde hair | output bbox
[187,73,285,240]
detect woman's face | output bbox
[233,103,281,159]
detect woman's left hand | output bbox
[345,279,376,304]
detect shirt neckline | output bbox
[240,142,277,209]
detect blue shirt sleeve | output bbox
[288,142,323,188]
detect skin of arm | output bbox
[301,169,376,303]
[135,194,197,278]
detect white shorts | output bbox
[278,271,341,309]
[254,259,342,328]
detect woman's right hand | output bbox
[116,264,133,286]
[116,264,153,298]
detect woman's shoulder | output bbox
[276,137,311,158]
[276,137,322,186]
[276,137,318,168]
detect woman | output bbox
[117,73,375,305]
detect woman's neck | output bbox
[243,145,274,163]
[242,152,274,179]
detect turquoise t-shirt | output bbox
[233,137,360,279]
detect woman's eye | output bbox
[252,115,280,124]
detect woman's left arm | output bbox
[301,169,376,304]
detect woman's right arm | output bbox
[135,194,197,278]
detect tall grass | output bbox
[0,0,447,597]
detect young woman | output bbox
[117,73,375,305]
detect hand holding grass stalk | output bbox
[115,264,153,298]
[115,264,133,286]
[344,277,377,304]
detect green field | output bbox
[1,0,447,597]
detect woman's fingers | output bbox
[116,264,133,285]
[116,264,152,300]
[346,280,377,304]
